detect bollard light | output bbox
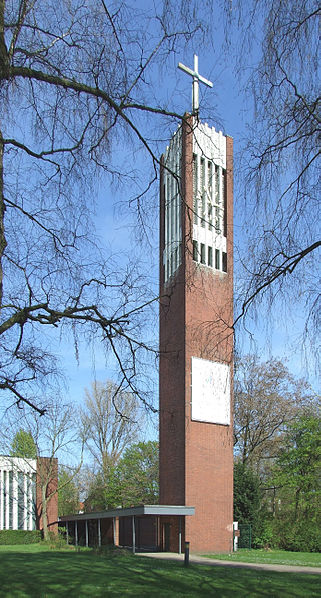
[184,541,190,566]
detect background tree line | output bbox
[3,357,319,551]
[1,380,159,537]
[233,355,320,552]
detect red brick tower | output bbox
[159,113,234,553]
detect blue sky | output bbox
[6,1,315,448]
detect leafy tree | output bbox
[81,380,144,476]
[273,415,321,522]
[267,415,321,551]
[84,471,108,513]
[84,468,120,512]
[233,461,261,527]
[10,428,37,458]
[58,466,80,517]
[233,461,274,549]
[84,441,159,511]
[115,441,159,507]
[80,380,148,512]
[234,354,317,474]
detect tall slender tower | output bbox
[159,61,234,552]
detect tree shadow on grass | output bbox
[0,549,320,597]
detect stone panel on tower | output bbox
[159,114,234,553]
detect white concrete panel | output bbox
[191,357,230,425]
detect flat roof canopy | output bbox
[59,504,195,522]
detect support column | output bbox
[113,517,119,546]
[132,516,136,555]
[75,521,78,546]
[85,520,88,547]
[178,517,182,554]
[98,519,101,547]
[66,521,69,545]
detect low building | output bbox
[60,505,195,553]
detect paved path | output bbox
[137,552,321,575]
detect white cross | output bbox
[178,54,213,114]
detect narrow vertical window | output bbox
[18,472,24,530]
[201,157,205,193]
[201,195,206,227]
[193,154,198,224]
[166,193,170,248]
[215,206,220,232]
[222,252,227,272]
[208,246,213,267]
[200,243,205,264]
[32,474,36,531]
[208,161,213,229]
[208,203,213,230]
[223,168,227,237]
[9,471,13,530]
[208,161,212,197]
[3,471,7,529]
[200,158,205,227]
[27,474,32,530]
[164,180,169,281]
[193,240,198,262]
[215,164,220,204]
[215,249,220,270]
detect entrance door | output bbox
[164,523,170,552]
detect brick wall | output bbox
[36,457,58,535]
[159,116,234,552]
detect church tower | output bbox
[159,57,234,553]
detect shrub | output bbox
[45,530,71,550]
[273,520,321,553]
[0,530,41,545]
[252,520,275,549]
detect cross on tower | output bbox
[178,54,213,115]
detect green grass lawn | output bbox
[0,545,320,597]
[203,548,321,568]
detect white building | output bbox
[0,456,37,531]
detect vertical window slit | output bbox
[193,240,198,262]
[200,243,205,264]
[215,249,220,270]
[222,252,227,272]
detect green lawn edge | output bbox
[202,548,321,567]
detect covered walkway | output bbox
[59,505,195,554]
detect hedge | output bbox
[0,530,42,545]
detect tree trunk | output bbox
[294,488,301,522]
